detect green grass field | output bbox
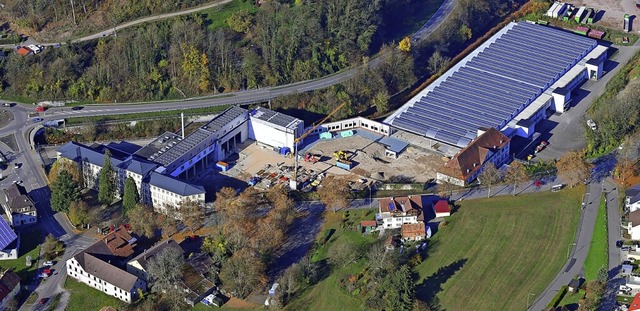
[584,195,608,280]
[200,0,257,31]
[285,209,378,311]
[0,229,42,280]
[65,278,121,311]
[413,187,583,311]
[64,105,231,125]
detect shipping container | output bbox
[547,2,560,17]
[336,159,353,170]
[574,26,589,36]
[584,8,594,24]
[624,14,631,32]
[588,29,605,39]
[319,132,333,139]
[554,3,567,18]
[574,6,586,23]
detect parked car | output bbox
[43,261,54,267]
[534,180,544,187]
[586,119,597,131]
[617,240,624,248]
[71,106,84,110]
[32,117,44,123]
[13,162,20,169]
[39,298,47,305]
[2,103,12,107]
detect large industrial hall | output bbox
[385,21,608,151]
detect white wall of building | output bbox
[309,117,391,136]
[66,257,145,303]
[150,185,204,216]
[248,120,299,151]
[378,214,418,229]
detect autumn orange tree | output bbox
[48,159,83,185]
[504,161,529,196]
[556,151,592,187]
[317,177,351,212]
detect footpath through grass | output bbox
[413,187,583,311]
[584,195,608,280]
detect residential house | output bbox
[126,239,184,283]
[360,220,377,233]
[626,276,640,293]
[630,292,640,311]
[377,195,424,229]
[66,227,145,303]
[432,200,451,218]
[0,220,19,260]
[436,127,511,186]
[626,184,640,212]
[628,210,640,240]
[2,184,37,227]
[623,264,634,275]
[147,172,205,217]
[401,223,426,242]
[0,269,20,309]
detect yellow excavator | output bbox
[333,150,349,161]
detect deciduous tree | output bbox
[50,170,80,212]
[68,200,89,226]
[48,159,82,185]
[42,234,65,260]
[122,177,139,217]
[127,204,157,238]
[398,36,411,52]
[219,249,266,298]
[427,51,450,75]
[226,9,253,34]
[181,199,204,235]
[147,247,185,292]
[504,161,529,196]
[317,177,351,212]
[98,149,116,205]
[557,151,592,187]
[478,162,501,198]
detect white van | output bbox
[551,184,564,192]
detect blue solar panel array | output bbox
[0,219,17,250]
[391,22,597,147]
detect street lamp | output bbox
[369,184,372,209]
[526,293,536,310]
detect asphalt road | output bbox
[600,179,624,311]
[412,0,456,41]
[529,182,603,311]
[537,41,640,161]
[0,0,233,49]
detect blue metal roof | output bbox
[147,172,205,197]
[58,143,123,168]
[0,220,17,250]
[391,22,597,147]
[121,159,158,176]
[378,136,409,153]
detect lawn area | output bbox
[558,290,584,308]
[413,187,584,311]
[0,229,42,281]
[285,209,379,311]
[64,105,231,125]
[200,0,257,31]
[65,278,121,311]
[583,195,608,280]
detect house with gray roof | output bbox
[2,184,36,227]
[627,184,640,213]
[66,227,145,303]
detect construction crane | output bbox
[290,102,347,190]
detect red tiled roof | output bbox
[361,220,377,227]
[437,128,510,181]
[630,293,640,311]
[16,47,31,56]
[401,223,426,239]
[433,200,451,213]
[379,195,423,213]
[0,270,20,301]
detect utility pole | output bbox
[69,0,77,25]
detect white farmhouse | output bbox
[376,195,424,229]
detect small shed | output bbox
[320,132,333,139]
[433,200,452,218]
[360,220,377,233]
[16,46,32,57]
[568,278,581,293]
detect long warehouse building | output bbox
[385,21,607,149]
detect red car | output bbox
[534,180,544,187]
[42,268,51,275]
[39,298,47,305]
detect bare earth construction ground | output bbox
[566,0,639,29]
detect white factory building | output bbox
[56,106,303,216]
[386,21,608,154]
